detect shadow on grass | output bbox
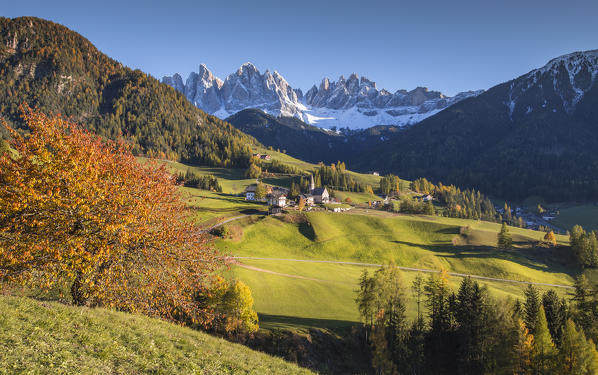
[298,221,316,241]
[391,239,580,277]
[258,314,358,334]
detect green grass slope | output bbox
[217,211,576,331]
[0,295,312,375]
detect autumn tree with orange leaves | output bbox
[0,106,222,324]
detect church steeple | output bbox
[309,174,315,192]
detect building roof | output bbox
[267,192,287,199]
[245,185,257,192]
[311,187,328,196]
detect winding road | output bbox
[204,214,253,232]
[228,256,575,290]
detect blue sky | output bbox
[4,0,598,95]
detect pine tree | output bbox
[531,306,557,374]
[542,290,567,345]
[524,285,541,334]
[572,275,598,342]
[498,222,513,250]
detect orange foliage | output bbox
[0,106,222,324]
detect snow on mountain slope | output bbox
[505,49,598,118]
[163,64,482,130]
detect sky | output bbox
[3,0,598,95]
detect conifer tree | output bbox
[524,285,541,334]
[542,290,567,345]
[498,222,513,250]
[558,319,598,374]
[531,306,557,374]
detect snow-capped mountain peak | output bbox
[162,63,482,129]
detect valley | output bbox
[163,158,578,335]
[2,13,598,375]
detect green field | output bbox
[0,295,312,375]
[144,159,581,334]
[551,204,598,231]
[182,188,267,226]
[216,210,576,331]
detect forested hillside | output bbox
[0,17,257,166]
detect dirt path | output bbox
[229,256,575,289]
[204,215,252,232]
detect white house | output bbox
[267,192,287,207]
[245,185,257,201]
[299,193,315,206]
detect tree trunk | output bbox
[70,272,86,306]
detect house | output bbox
[299,194,315,206]
[245,185,257,201]
[267,192,287,207]
[368,171,380,176]
[260,154,271,161]
[421,194,433,202]
[312,187,329,203]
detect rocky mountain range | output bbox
[162,64,482,129]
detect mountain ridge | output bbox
[163,63,482,129]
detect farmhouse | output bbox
[299,193,314,206]
[267,192,287,207]
[245,185,257,201]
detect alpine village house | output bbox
[244,175,329,215]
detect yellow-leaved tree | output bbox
[0,106,222,324]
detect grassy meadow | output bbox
[216,210,576,332]
[0,295,313,375]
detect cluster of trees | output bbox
[389,196,435,215]
[380,174,402,196]
[179,169,222,192]
[0,17,256,168]
[0,108,257,335]
[313,162,365,192]
[255,159,300,175]
[501,202,526,228]
[410,177,436,195]
[356,264,598,375]
[408,178,499,221]
[570,225,598,268]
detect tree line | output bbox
[178,168,223,192]
[356,264,598,374]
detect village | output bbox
[244,175,354,214]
